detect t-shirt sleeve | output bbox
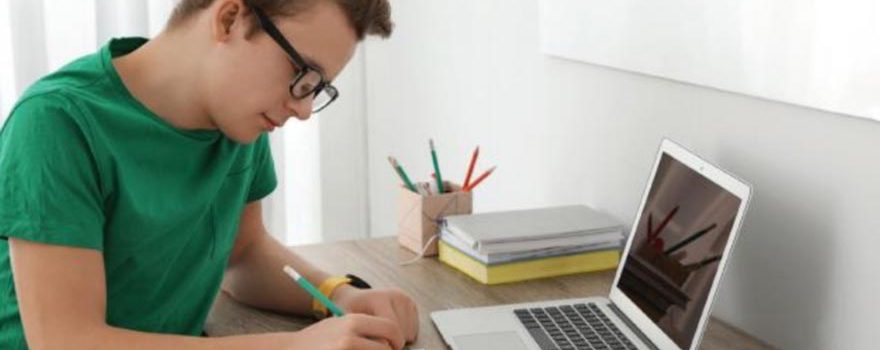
[246,133,278,202]
[0,94,105,250]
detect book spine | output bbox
[441,233,620,265]
[438,241,620,285]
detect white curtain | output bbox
[1,0,174,118]
[0,0,333,245]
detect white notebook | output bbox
[442,205,622,250]
[440,229,622,264]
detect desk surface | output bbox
[205,237,774,349]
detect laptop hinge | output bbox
[608,302,659,350]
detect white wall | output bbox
[274,46,371,245]
[317,46,371,242]
[358,0,880,348]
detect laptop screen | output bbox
[616,152,742,349]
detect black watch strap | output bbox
[345,274,372,289]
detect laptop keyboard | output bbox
[514,303,638,350]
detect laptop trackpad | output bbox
[453,331,530,350]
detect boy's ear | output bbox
[212,0,247,42]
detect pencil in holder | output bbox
[397,181,472,256]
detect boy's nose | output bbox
[285,96,313,121]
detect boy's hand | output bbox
[332,286,420,343]
[291,313,404,350]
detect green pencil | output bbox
[283,265,345,317]
[388,156,418,192]
[429,139,445,193]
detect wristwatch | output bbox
[312,274,372,319]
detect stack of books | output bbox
[438,205,624,285]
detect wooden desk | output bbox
[205,238,775,349]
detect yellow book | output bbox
[438,241,620,285]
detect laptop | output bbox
[431,139,752,350]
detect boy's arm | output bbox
[222,200,336,316]
[7,238,301,350]
[223,201,420,342]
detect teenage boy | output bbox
[0,1,417,349]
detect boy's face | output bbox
[202,0,358,144]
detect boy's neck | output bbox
[112,31,217,131]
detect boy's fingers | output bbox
[347,314,405,350]
[349,336,394,350]
[392,298,418,341]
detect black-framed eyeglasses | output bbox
[249,4,339,113]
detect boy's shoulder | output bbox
[4,42,135,136]
[1,91,91,154]
[2,51,110,152]
[19,52,109,102]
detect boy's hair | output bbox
[167,0,393,40]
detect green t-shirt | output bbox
[0,37,277,348]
